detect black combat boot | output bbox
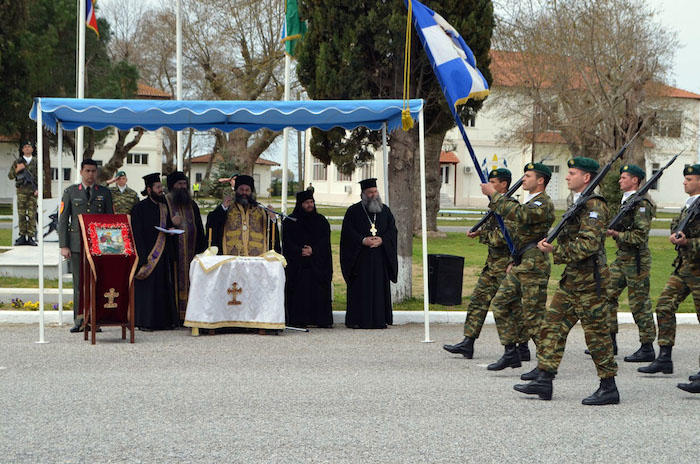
[638,346,673,374]
[623,342,655,363]
[520,367,539,381]
[26,236,37,246]
[14,236,27,246]
[442,336,475,358]
[487,343,521,371]
[517,343,531,362]
[677,379,700,393]
[689,370,700,381]
[514,370,554,400]
[582,377,620,405]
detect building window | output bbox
[649,163,660,190]
[127,153,149,165]
[360,160,375,179]
[534,101,559,131]
[312,158,327,181]
[441,165,450,183]
[195,173,203,183]
[336,169,352,182]
[51,168,71,181]
[651,111,682,138]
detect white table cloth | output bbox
[184,253,286,330]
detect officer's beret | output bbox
[524,162,552,178]
[620,164,645,179]
[488,168,512,182]
[115,170,127,178]
[567,157,599,173]
[683,164,700,176]
[359,178,378,190]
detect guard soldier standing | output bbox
[443,169,530,360]
[604,164,656,362]
[107,170,140,214]
[638,164,700,395]
[480,163,555,379]
[58,159,114,332]
[515,157,619,405]
[8,141,39,246]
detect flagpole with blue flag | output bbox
[405,0,515,254]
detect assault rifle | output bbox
[469,176,524,233]
[12,154,38,191]
[674,193,700,239]
[545,132,639,244]
[608,150,682,231]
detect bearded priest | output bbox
[340,178,398,329]
[166,171,207,322]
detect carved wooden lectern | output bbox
[78,214,139,344]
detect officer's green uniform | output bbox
[490,165,555,349]
[8,156,38,238]
[605,164,656,344]
[537,158,617,380]
[58,183,114,324]
[110,185,139,215]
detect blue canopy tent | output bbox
[30,98,432,342]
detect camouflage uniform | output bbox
[489,191,555,347]
[463,215,526,343]
[655,202,700,347]
[8,157,38,236]
[537,195,618,379]
[605,195,656,342]
[110,186,140,215]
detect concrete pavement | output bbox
[1,323,698,463]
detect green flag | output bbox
[283,0,306,57]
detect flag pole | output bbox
[176,0,184,171]
[76,0,86,182]
[57,123,64,325]
[36,99,47,344]
[418,107,432,343]
[281,53,291,214]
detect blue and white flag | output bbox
[405,0,489,108]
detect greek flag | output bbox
[405,0,489,108]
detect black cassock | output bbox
[282,210,333,328]
[340,202,398,329]
[130,199,179,330]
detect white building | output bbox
[305,52,700,209]
[0,83,171,202]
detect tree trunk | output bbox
[413,129,447,233]
[97,129,145,183]
[388,129,416,304]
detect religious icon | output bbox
[227,282,243,306]
[95,227,126,254]
[104,287,119,309]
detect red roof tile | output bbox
[190,153,279,166]
[439,151,460,164]
[137,83,173,99]
[0,134,20,143]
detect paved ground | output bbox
[1,323,699,463]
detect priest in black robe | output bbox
[282,190,333,328]
[340,178,398,329]
[131,173,179,330]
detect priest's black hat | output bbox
[296,190,314,204]
[142,173,161,195]
[234,174,256,192]
[167,171,188,190]
[359,178,377,191]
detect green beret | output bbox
[619,164,645,179]
[115,170,126,178]
[567,157,599,173]
[684,164,700,176]
[524,162,552,178]
[488,168,512,181]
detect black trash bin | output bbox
[427,254,465,306]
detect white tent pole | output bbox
[419,107,431,343]
[75,0,86,182]
[37,100,47,344]
[281,54,291,215]
[57,124,64,325]
[382,122,389,207]
[176,0,184,171]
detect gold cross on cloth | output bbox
[227,282,243,306]
[370,223,377,236]
[104,288,119,309]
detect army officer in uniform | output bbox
[58,159,114,332]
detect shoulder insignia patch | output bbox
[533,200,542,206]
[60,202,64,215]
[589,211,599,219]
[639,207,646,212]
